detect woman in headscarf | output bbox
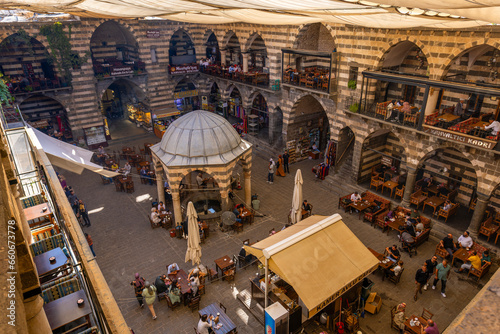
[276,155,285,177]
[168,279,182,305]
[130,273,145,308]
[141,281,157,320]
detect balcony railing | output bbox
[200,65,271,89]
[283,68,332,93]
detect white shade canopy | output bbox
[185,201,202,265]
[0,1,496,28]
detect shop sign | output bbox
[173,90,198,99]
[169,64,199,75]
[29,119,49,128]
[147,30,160,38]
[110,66,134,76]
[423,126,496,150]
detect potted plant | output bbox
[0,74,13,106]
[349,103,359,113]
[348,80,357,90]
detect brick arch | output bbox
[291,23,338,50]
[18,93,71,114]
[222,30,241,50]
[375,38,434,76]
[437,39,500,80]
[290,93,329,120]
[171,27,196,47]
[202,29,220,48]
[97,78,146,102]
[172,76,198,91]
[246,89,268,107]
[91,19,140,46]
[243,31,267,53]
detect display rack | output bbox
[247,115,259,135]
[286,140,297,163]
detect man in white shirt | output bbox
[457,231,473,249]
[123,162,131,176]
[197,314,213,334]
[350,192,362,203]
[484,120,500,136]
[167,263,179,274]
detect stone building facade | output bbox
[2,19,500,239]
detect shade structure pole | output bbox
[264,257,269,309]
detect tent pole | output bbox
[264,257,269,309]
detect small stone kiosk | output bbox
[150,110,253,224]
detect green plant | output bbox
[0,74,13,106]
[349,103,359,113]
[39,22,88,86]
[24,85,33,92]
[348,80,357,90]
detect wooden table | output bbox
[404,315,427,334]
[214,255,235,279]
[438,113,460,122]
[43,290,91,331]
[423,196,445,215]
[471,121,489,129]
[452,247,471,266]
[368,248,394,271]
[426,185,439,197]
[199,303,237,334]
[240,208,254,224]
[167,269,192,296]
[24,203,53,222]
[33,247,68,277]
[386,218,406,235]
[383,180,399,197]
[348,200,373,219]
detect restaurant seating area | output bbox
[200,64,270,88]
[435,241,491,281]
[4,74,67,94]
[283,66,330,92]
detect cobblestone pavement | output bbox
[61,125,493,334]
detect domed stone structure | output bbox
[151,110,253,224]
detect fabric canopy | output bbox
[0,1,496,28]
[244,214,378,318]
[27,127,119,178]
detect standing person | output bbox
[276,155,285,177]
[283,150,290,174]
[421,319,439,334]
[414,264,428,301]
[78,200,91,227]
[68,189,79,215]
[267,158,275,184]
[392,302,407,334]
[141,282,157,320]
[432,259,451,298]
[423,256,438,290]
[84,233,96,257]
[130,273,145,308]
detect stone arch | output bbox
[171,28,196,48]
[203,29,217,45]
[375,38,434,77]
[222,30,240,49]
[173,76,198,91]
[176,167,224,191]
[97,77,146,102]
[292,23,337,52]
[289,93,330,121]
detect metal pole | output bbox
[264,257,269,309]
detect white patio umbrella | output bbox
[290,169,303,224]
[185,201,202,265]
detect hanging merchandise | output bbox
[325,140,336,167]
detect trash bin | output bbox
[169,229,176,238]
[175,225,183,239]
[252,199,260,210]
[361,277,374,300]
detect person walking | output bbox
[78,199,91,227]
[84,233,96,257]
[142,282,157,320]
[414,263,428,301]
[432,259,452,298]
[267,158,275,184]
[423,256,438,290]
[276,155,285,177]
[68,189,79,215]
[283,150,290,174]
[130,273,145,308]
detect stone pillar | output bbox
[220,50,227,66]
[155,166,165,204]
[424,87,440,115]
[220,188,229,212]
[242,53,249,73]
[401,170,417,207]
[25,296,51,334]
[244,170,251,206]
[468,195,489,238]
[172,191,182,225]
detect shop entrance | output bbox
[206,32,220,64]
[174,79,199,113]
[286,95,329,163]
[247,93,268,138]
[19,95,72,141]
[208,82,223,115]
[228,87,244,131]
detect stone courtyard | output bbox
[57,123,497,334]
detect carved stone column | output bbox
[155,166,165,204]
[468,195,489,238]
[171,191,182,225]
[402,171,417,207]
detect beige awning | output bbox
[245,214,378,318]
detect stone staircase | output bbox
[321,147,360,196]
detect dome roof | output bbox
[151,110,252,167]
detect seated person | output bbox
[442,200,453,211]
[197,314,214,334]
[481,250,491,265]
[350,191,362,203]
[167,263,179,274]
[404,223,416,238]
[410,208,420,221]
[158,201,166,212]
[239,241,255,264]
[440,233,458,259]
[484,120,500,136]
[437,182,449,196]
[111,161,119,171]
[457,231,473,249]
[302,200,312,213]
[196,173,208,188]
[422,176,433,190]
[122,162,131,176]
[385,260,403,279]
[415,220,424,234]
[150,208,161,225]
[155,274,170,294]
[457,250,481,273]
[233,204,244,223]
[400,231,415,249]
[385,245,401,262]
[167,279,182,304]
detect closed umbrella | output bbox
[291,169,303,224]
[185,201,202,265]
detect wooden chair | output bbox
[437,203,459,222]
[114,181,123,192]
[198,275,206,295]
[125,180,135,193]
[478,216,499,242]
[370,177,383,191]
[390,306,399,331]
[100,175,111,185]
[238,255,247,268]
[219,303,226,313]
[395,186,405,200]
[166,294,181,310]
[421,308,433,321]
[189,296,201,312]
[343,308,360,333]
[148,215,161,229]
[467,261,491,281]
[206,265,219,282]
[224,268,235,281]
[388,268,404,285]
[468,198,477,212]
[157,292,168,302]
[232,222,243,233]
